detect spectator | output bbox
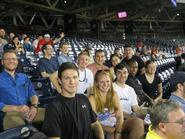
[145,100,185,139]
[87,49,109,76]
[37,44,59,78]
[88,69,123,139]
[81,47,94,64]
[121,44,145,76]
[114,48,123,60]
[7,36,25,55]
[35,32,64,53]
[23,36,34,52]
[151,47,162,60]
[76,52,94,95]
[0,37,5,56]
[177,53,185,72]
[169,71,185,112]
[37,44,61,93]
[113,63,145,139]
[8,32,15,43]
[138,60,163,102]
[57,42,73,65]
[0,28,8,43]
[110,54,121,80]
[0,50,45,130]
[125,59,153,105]
[32,35,43,50]
[42,62,104,139]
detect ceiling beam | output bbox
[10,0,70,14]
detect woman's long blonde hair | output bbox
[90,70,118,113]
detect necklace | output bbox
[79,69,86,82]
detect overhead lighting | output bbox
[177,13,180,16]
[64,0,67,3]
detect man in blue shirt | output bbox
[37,44,61,93]
[0,50,44,130]
[169,71,185,112]
[57,42,73,65]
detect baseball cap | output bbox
[44,34,50,38]
[170,71,185,87]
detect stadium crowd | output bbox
[0,27,185,139]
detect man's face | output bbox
[59,69,79,97]
[0,29,5,37]
[116,68,128,84]
[95,52,105,65]
[124,47,133,59]
[44,45,53,55]
[2,52,18,71]
[44,37,50,42]
[78,55,89,69]
[60,44,69,55]
[128,62,138,76]
[165,108,185,139]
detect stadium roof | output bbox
[0,0,185,35]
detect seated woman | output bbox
[88,70,123,139]
[113,63,145,139]
[138,60,163,102]
[109,54,121,80]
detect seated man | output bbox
[76,52,94,95]
[126,59,153,106]
[0,50,45,130]
[87,49,109,76]
[57,42,73,65]
[37,44,61,93]
[145,100,185,139]
[169,71,185,112]
[42,62,104,139]
[113,63,145,139]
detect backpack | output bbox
[0,125,48,139]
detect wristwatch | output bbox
[31,104,38,108]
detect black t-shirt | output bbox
[126,75,146,104]
[42,94,97,139]
[121,55,144,75]
[138,74,162,99]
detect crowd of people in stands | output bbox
[0,27,185,139]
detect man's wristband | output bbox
[31,104,38,108]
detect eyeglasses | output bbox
[96,69,110,73]
[3,58,18,61]
[162,119,185,126]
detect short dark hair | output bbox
[59,42,69,49]
[58,62,79,79]
[124,44,132,49]
[95,49,105,56]
[125,59,138,67]
[145,60,155,68]
[114,63,128,74]
[2,50,17,59]
[41,44,50,53]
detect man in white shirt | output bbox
[113,63,145,139]
[76,52,94,95]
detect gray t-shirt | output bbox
[169,94,185,112]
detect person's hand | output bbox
[28,106,37,122]
[59,32,65,38]
[17,105,30,114]
[154,97,162,102]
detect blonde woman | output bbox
[88,70,123,139]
